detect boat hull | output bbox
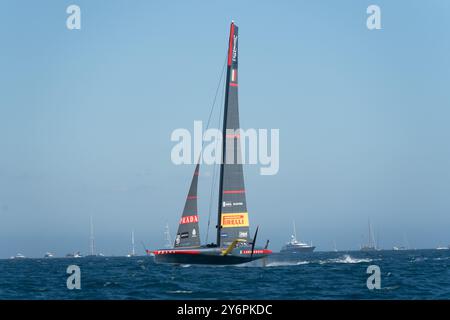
[153,247,272,265]
[280,246,315,253]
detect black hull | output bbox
[153,247,271,265]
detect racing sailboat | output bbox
[154,21,272,265]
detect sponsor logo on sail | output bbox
[239,231,248,238]
[232,35,238,61]
[179,214,199,224]
[223,201,244,207]
[221,212,249,228]
[180,232,189,239]
[192,228,197,238]
[175,234,181,245]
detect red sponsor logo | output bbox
[240,250,272,255]
[179,215,199,224]
[153,250,200,255]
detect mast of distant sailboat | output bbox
[132,230,135,256]
[164,223,172,248]
[90,216,95,256]
[293,220,298,241]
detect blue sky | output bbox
[0,1,449,257]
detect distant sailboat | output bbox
[164,223,173,248]
[126,230,136,257]
[333,240,338,252]
[360,219,377,252]
[153,21,272,265]
[87,216,96,256]
[280,220,315,253]
[86,216,104,257]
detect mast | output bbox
[216,22,234,246]
[216,22,233,246]
[216,21,249,247]
[164,223,172,248]
[131,230,135,256]
[293,220,298,240]
[90,216,95,256]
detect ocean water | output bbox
[0,249,449,299]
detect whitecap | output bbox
[166,290,193,294]
[324,254,373,264]
[265,261,309,267]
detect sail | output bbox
[216,22,251,247]
[174,163,201,248]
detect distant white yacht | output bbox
[10,253,26,259]
[436,245,449,250]
[66,251,83,258]
[393,233,410,251]
[280,221,315,253]
[44,252,54,258]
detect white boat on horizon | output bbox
[280,221,315,253]
[66,251,83,258]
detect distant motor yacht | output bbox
[44,252,54,258]
[280,221,315,253]
[10,253,26,259]
[436,245,449,250]
[66,251,83,258]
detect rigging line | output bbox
[205,63,226,244]
[204,56,227,133]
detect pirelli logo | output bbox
[221,212,249,228]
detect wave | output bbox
[320,255,373,264]
[433,257,450,261]
[265,261,309,267]
[166,290,193,294]
[411,257,428,262]
[257,255,373,267]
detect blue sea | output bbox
[0,250,449,299]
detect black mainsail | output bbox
[216,22,250,247]
[154,22,271,265]
[174,163,201,248]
